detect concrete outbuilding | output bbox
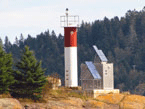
[80,45,119,97]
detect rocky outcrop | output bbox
[120,95,145,109]
[0,98,23,109]
[96,93,125,104]
[19,94,145,109]
[21,97,84,109]
[94,94,145,109]
[0,94,145,109]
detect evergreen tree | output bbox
[10,46,47,99]
[51,30,57,41]
[19,33,24,43]
[19,34,25,49]
[4,36,11,53]
[14,37,19,46]
[0,46,15,94]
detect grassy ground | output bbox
[0,87,145,109]
[0,81,89,104]
[0,78,145,109]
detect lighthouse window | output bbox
[66,70,68,72]
[105,73,107,75]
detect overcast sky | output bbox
[0,0,144,43]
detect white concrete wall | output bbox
[102,62,114,90]
[65,47,78,87]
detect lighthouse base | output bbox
[65,47,78,87]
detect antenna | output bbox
[66,8,68,26]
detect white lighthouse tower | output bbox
[60,8,79,87]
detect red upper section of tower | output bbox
[64,27,77,47]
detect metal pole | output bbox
[66,8,68,27]
[66,14,68,26]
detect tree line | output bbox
[1,7,145,95]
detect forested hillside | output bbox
[2,8,145,95]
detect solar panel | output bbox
[93,45,108,62]
[98,50,108,62]
[93,45,99,51]
[85,61,101,79]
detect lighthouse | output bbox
[60,8,79,87]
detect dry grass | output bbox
[0,92,33,108]
[86,100,105,108]
[122,95,145,105]
[122,95,145,104]
[41,86,88,101]
[67,91,89,100]
[60,97,84,107]
[119,94,145,109]
[16,98,35,104]
[120,101,144,109]
[0,92,12,98]
[96,93,125,104]
[0,76,87,104]
[121,91,131,95]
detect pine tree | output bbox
[10,46,47,99]
[4,36,11,53]
[19,33,24,43]
[0,46,15,94]
[14,37,19,46]
[19,34,25,49]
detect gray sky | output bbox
[0,0,144,43]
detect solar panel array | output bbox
[93,45,108,62]
[85,61,101,79]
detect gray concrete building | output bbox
[80,45,119,97]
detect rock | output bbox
[85,100,119,109]
[96,94,125,104]
[21,103,47,109]
[24,104,40,109]
[122,95,145,104]
[94,94,145,109]
[120,94,145,109]
[0,98,23,109]
[12,94,145,109]
[85,100,106,108]
[120,101,144,109]
[60,97,84,107]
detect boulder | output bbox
[0,98,23,109]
